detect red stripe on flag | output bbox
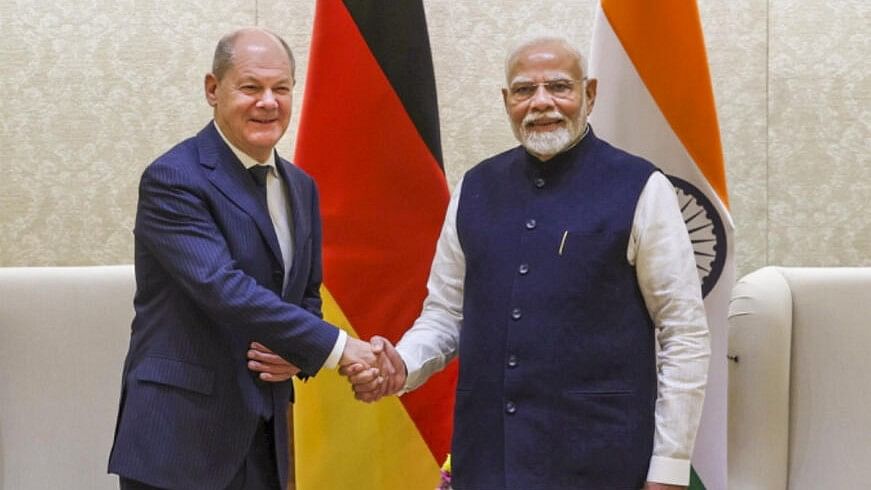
[295,0,456,462]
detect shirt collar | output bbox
[213,121,277,172]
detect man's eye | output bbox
[512,85,535,97]
[274,87,291,95]
[240,85,259,92]
[548,81,572,93]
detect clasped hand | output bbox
[246,336,406,403]
[339,335,406,402]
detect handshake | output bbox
[246,336,407,403]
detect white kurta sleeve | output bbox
[395,177,466,392]
[628,172,711,485]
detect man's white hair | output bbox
[504,36,587,83]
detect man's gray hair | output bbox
[212,27,296,80]
[504,36,587,82]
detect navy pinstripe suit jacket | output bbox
[108,122,339,490]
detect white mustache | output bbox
[523,111,565,126]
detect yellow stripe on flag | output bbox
[293,286,440,490]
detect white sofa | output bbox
[0,265,133,490]
[728,266,871,489]
[4,264,870,489]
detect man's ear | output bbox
[585,78,598,113]
[204,73,219,107]
[501,87,510,114]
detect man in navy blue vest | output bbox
[107,28,383,490]
[348,37,710,489]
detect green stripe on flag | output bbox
[688,466,706,489]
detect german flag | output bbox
[293,1,455,488]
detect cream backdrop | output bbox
[0,0,868,276]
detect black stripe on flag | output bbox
[342,0,444,168]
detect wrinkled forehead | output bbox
[506,45,583,84]
[509,70,577,85]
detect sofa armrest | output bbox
[727,266,792,490]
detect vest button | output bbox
[525,219,537,230]
[505,401,516,414]
[511,308,522,320]
[518,263,529,275]
[507,355,518,368]
[534,177,545,188]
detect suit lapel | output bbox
[196,123,284,268]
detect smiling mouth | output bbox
[526,119,563,130]
[251,118,277,124]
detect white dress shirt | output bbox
[395,165,710,485]
[214,122,346,370]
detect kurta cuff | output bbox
[646,455,691,486]
[395,347,437,393]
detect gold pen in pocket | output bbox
[558,230,568,256]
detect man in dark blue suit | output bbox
[108,28,380,490]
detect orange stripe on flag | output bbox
[601,0,729,207]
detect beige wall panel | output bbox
[0,0,256,266]
[0,0,868,274]
[699,0,768,277]
[768,0,870,266]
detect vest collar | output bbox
[523,125,598,180]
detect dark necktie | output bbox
[249,165,270,207]
[249,164,270,187]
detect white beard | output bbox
[513,95,589,159]
[522,125,574,157]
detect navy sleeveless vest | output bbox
[452,130,658,489]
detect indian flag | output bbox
[292,0,456,488]
[589,2,735,489]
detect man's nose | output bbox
[258,89,278,109]
[528,84,554,111]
